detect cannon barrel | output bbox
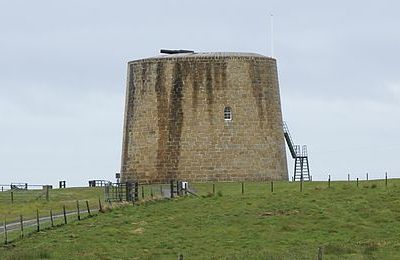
[160,49,194,54]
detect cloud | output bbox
[1,0,400,184]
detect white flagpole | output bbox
[270,14,274,57]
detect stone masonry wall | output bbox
[121,54,288,183]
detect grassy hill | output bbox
[2,180,400,259]
[0,187,104,222]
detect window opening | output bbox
[224,107,232,121]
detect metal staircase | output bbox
[283,122,311,181]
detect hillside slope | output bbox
[1,180,400,259]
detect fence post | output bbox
[385,172,388,188]
[241,182,244,195]
[4,217,7,244]
[271,181,274,193]
[11,191,14,204]
[300,177,303,192]
[134,182,139,201]
[176,181,180,196]
[63,205,67,224]
[348,173,350,181]
[99,198,103,212]
[357,178,359,187]
[20,215,24,238]
[86,201,91,217]
[125,182,129,202]
[170,180,174,199]
[46,186,49,201]
[160,185,163,197]
[50,210,54,227]
[212,183,215,195]
[141,186,144,199]
[317,247,323,260]
[36,209,40,232]
[77,201,81,221]
[119,184,122,202]
[150,188,153,199]
[131,184,135,206]
[366,172,368,181]
[328,175,331,188]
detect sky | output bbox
[0,0,399,186]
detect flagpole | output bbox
[270,14,274,57]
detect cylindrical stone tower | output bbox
[121,52,288,183]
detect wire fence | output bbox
[1,199,104,244]
[1,175,396,247]
[1,181,191,245]
[0,183,53,191]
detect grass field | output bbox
[0,187,104,221]
[1,179,400,259]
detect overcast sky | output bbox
[1,0,399,186]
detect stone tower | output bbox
[121,52,288,183]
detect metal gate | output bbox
[104,182,138,202]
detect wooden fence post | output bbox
[63,205,67,224]
[46,186,49,201]
[300,177,303,192]
[150,188,153,199]
[160,185,163,197]
[328,175,331,188]
[86,201,91,217]
[36,209,40,232]
[4,217,7,244]
[11,191,13,204]
[366,172,368,181]
[317,247,323,260]
[20,215,24,238]
[356,178,359,187]
[271,181,274,193]
[77,201,81,221]
[99,198,103,212]
[241,182,244,195]
[348,174,350,181]
[141,186,144,199]
[50,210,54,227]
[212,183,215,195]
[385,172,388,188]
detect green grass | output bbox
[2,180,400,259]
[0,187,104,221]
